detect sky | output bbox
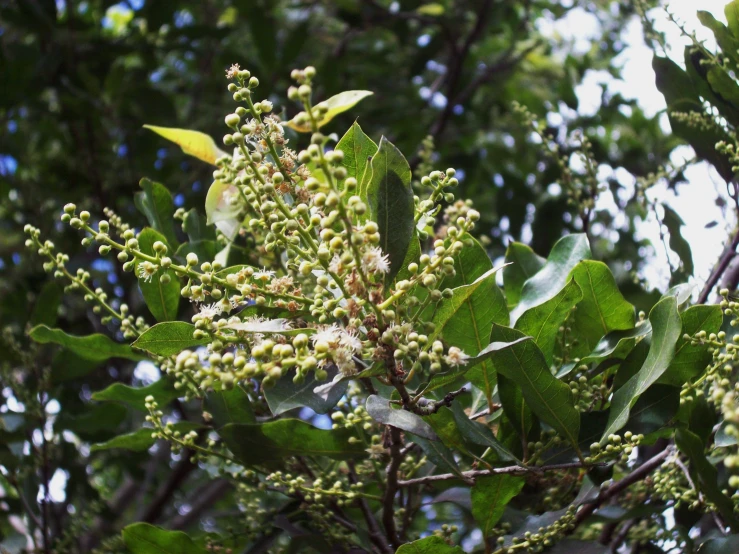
[544,0,736,293]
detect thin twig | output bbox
[382,427,403,548]
[397,461,590,487]
[698,227,739,304]
[348,462,392,554]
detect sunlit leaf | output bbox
[144,125,227,165]
[287,90,373,132]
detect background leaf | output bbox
[264,367,347,416]
[92,379,179,412]
[132,322,209,357]
[144,125,227,166]
[135,178,179,250]
[205,385,256,427]
[336,121,378,190]
[366,395,439,440]
[136,228,180,322]
[471,474,525,537]
[503,242,545,309]
[28,325,144,362]
[122,523,207,554]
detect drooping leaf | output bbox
[28,325,144,362]
[287,90,373,132]
[136,228,180,322]
[471,474,525,537]
[601,297,682,442]
[698,535,739,554]
[365,137,414,283]
[511,233,591,324]
[91,422,202,452]
[568,260,636,358]
[515,278,582,365]
[660,305,722,386]
[366,395,439,440]
[92,379,179,412]
[395,536,464,553]
[135,178,179,249]
[122,523,207,554]
[426,408,479,459]
[676,428,739,529]
[336,121,378,190]
[264,367,347,416]
[503,242,545,309]
[662,204,694,281]
[450,401,517,462]
[132,322,209,357]
[409,435,465,479]
[219,420,365,464]
[473,326,581,452]
[205,385,256,427]
[144,125,227,165]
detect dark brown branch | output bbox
[140,451,197,523]
[348,462,392,554]
[382,426,403,548]
[397,461,589,487]
[698,227,739,304]
[169,479,232,530]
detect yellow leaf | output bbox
[287,90,373,133]
[417,3,445,16]
[143,125,227,166]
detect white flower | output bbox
[313,324,342,347]
[329,254,342,274]
[444,346,470,367]
[362,246,391,274]
[253,267,276,282]
[334,348,357,377]
[137,261,159,283]
[199,303,223,320]
[340,329,363,353]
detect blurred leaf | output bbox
[205,180,242,239]
[205,385,255,427]
[698,536,739,553]
[471,474,525,537]
[135,178,179,249]
[287,91,374,132]
[450,401,517,462]
[136,228,180,322]
[409,435,465,479]
[144,125,226,165]
[503,242,545,309]
[601,297,682,442]
[92,422,202,452]
[55,403,127,439]
[28,325,144,362]
[122,523,207,554]
[183,208,216,243]
[30,281,62,327]
[132,322,209,356]
[92,379,179,412]
[660,305,722,386]
[366,395,439,440]
[395,536,464,553]
[264,367,347,416]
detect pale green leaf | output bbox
[287,90,373,132]
[144,125,227,165]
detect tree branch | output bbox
[348,462,392,554]
[698,227,739,304]
[169,479,231,530]
[382,426,403,548]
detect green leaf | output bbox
[498,372,534,445]
[264,367,347,416]
[336,121,378,191]
[439,238,508,403]
[601,297,682,443]
[698,536,739,553]
[450,401,517,462]
[426,408,479,459]
[475,326,581,453]
[726,1,739,39]
[55,403,127,440]
[204,385,255,427]
[366,395,439,440]
[568,260,636,358]
[28,325,144,363]
[30,281,62,328]
[395,536,464,553]
[183,207,216,243]
[471,474,525,537]
[515,278,582,365]
[662,205,693,280]
[409,435,465,479]
[676,428,739,529]
[287,91,373,132]
[135,178,179,250]
[365,137,414,283]
[92,379,179,412]
[624,385,680,438]
[132,322,209,357]
[175,240,218,266]
[122,522,207,554]
[511,234,591,324]
[144,125,227,166]
[503,242,545,309]
[205,180,242,239]
[219,420,365,464]
[660,305,722,387]
[136,228,180,322]
[92,422,202,452]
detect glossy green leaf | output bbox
[393,229,421,285]
[503,242,545,309]
[144,125,227,165]
[92,379,179,412]
[623,384,679,438]
[409,435,465,479]
[601,297,682,442]
[264,367,347,416]
[726,1,739,38]
[426,408,479,459]
[135,178,179,249]
[92,422,202,452]
[365,137,414,283]
[336,121,377,190]
[515,278,582,365]
[395,536,464,553]
[471,474,525,537]
[205,385,255,427]
[136,228,180,322]
[568,260,635,357]
[450,401,517,462]
[219,420,365,464]
[28,325,144,362]
[122,523,207,554]
[676,428,739,529]
[511,233,591,324]
[660,305,722,387]
[366,395,439,440]
[183,207,216,242]
[287,90,373,132]
[132,322,209,357]
[475,326,580,452]
[498,372,534,445]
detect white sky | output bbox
[546,1,736,292]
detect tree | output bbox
[7,1,739,553]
